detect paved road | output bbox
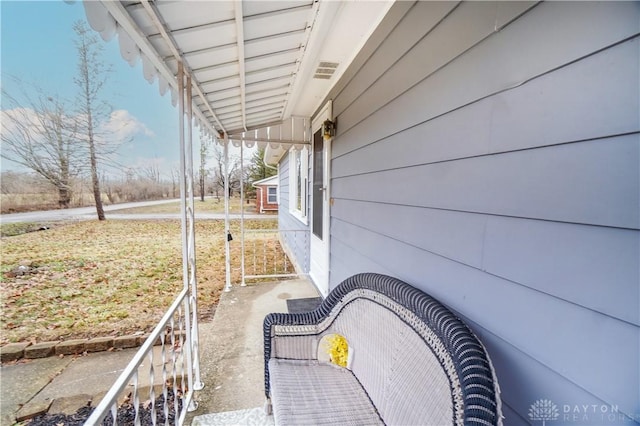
[0,198,271,223]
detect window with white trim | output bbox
[267,187,277,204]
[289,146,308,222]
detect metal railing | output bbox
[240,229,307,283]
[87,62,203,419]
[85,288,197,425]
[85,64,205,426]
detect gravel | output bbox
[27,391,184,425]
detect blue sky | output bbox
[1,0,185,177]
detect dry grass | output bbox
[0,218,277,344]
[1,193,59,212]
[0,191,103,214]
[108,197,257,214]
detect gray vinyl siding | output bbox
[324,1,639,424]
[278,151,310,273]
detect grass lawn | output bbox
[0,218,277,344]
[108,196,258,214]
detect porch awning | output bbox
[82,0,393,147]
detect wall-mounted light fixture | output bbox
[323,119,336,140]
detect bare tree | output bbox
[0,171,22,195]
[102,171,117,204]
[169,167,180,199]
[140,161,161,184]
[211,143,240,198]
[1,88,81,208]
[199,134,209,202]
[73,20,111,220]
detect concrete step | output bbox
[192,407,274,426]
[0,346,167,424]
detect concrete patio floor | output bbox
[188,278,319,424]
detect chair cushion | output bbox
[269,359,383,425]
[328,298,455,425]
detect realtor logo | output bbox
[529,399,560,425]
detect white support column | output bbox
[240,142,246,286]
[185,74,204,391]
[224,136,232,292]
[178,62,188,298]
[177,62,198,411]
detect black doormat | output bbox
[286,297,323,313]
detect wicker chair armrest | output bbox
[263,310,333,399]
[270,334,319,359]
[271,322,320,336]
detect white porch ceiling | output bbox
[83,0,393,145]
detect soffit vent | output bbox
[313,61,339,79]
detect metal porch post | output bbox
[176,62,194,411]
[177,64,202,411]
[185,73,204,391]
[240,142,246,286]
[224,136,232,292]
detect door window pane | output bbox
[296,154,302,210]
[312,130,323,239]
[288,147,308,221]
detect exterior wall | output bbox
[255,185,278,213]
[324,1,639,424]
[278,151,311,274]
[255,187,263,213]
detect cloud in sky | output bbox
[1,1,182,175]
[1,106,80,155]
[99,109,155,143]
[1,106,157,172]
[1,107,39,135]
[2,107,153,145]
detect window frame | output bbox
[267,186,278,204]
[288,146,309,224]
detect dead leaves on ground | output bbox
[0,219,277,344]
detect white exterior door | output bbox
[309,102,332,296]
